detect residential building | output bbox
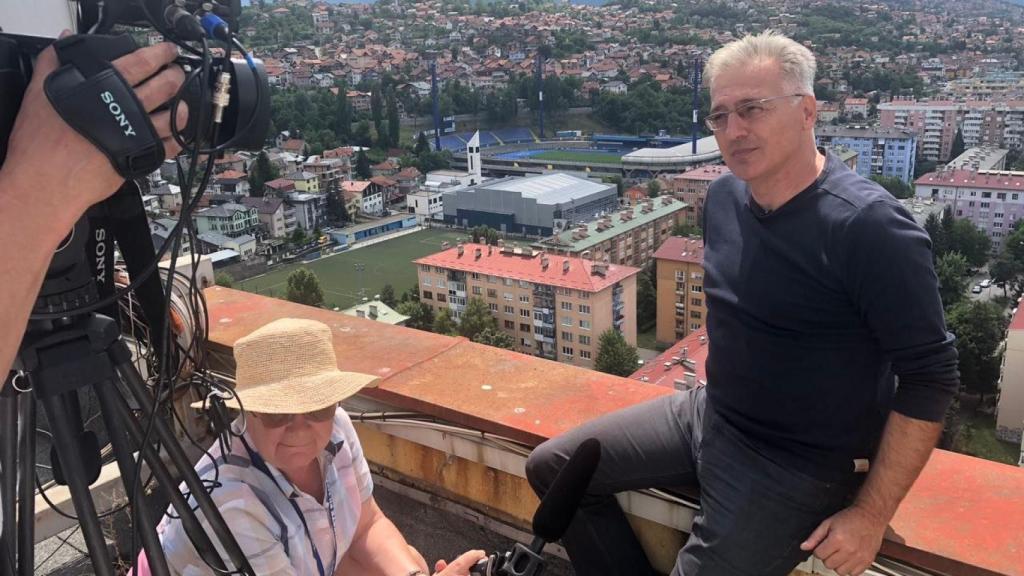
[150,217,192,256]
[843,97,869,118]
[287,192,326,231]
[211,170,249,196]
[343,299,409,326]
[879,100,1024,161]
[264,177,296,197]
[654,236,705,347]
[303,155,349,192]
[666,165,730,227]
[287,171,321,194]
[817,101,840,124]
[443,173,619,236]
[407,186,445,221]
[829,145,860,171]
[630,327,708,390]
[192,203,260,238]
[343,180,382,216]
[347,90,372,113]
[914,168,1024,251]
[998,303,1024,444]
[534,196,686,267]
[396,167,423,198]
[947,147,1009,171]
[815,126,917,183]
[148,180,182,213]
[197,232,257,261]
[240,196,297,239]
[414,242,640,368]
[370,175,400,205]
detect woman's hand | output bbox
[432,550,487,576]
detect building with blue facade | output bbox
[442,173,619,237]
[815,126,917,183]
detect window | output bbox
[561,301,573,311]
[422,291,433,300]
[998,193,1006,200]
[487,275,497,284]
[489,303,498,312]
[1014,194,1019,201]
[521,308,531,318]
[690,322,701,331]
[504,278,513,286]
[472,286,482,295]
[577,291,590,299]
[579,335,591,345]
[437,293,447,303]
[691,298,702,306]
[994,222,1004,228]
[487,289,497,298]
[561,346,574,356]
[520,295,530,304]
[562,316,573,326]
[578,304,591,314]
[561,331,573,342]
[691,285,703,293]
[981,202,991,208]
[519,280,531,289]
[690,310,702,319]
[471,272,481,280]
[437,279,446,289]
[504,320,515,329]
[579,320,591,330]
[521,338,532,347]
[969,201,975,207]
[520,323,532,332]
[982,192,992,199]
[434,266,444,273]
[420,265,431,273]
[995,212,1004,219]
[580,350,592,360]
[423,277,432,287]
[504,305,515,315]
[557,287,572,296]
[504,292,513,301]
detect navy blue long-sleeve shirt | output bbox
[702,151,959,482]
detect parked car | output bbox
[980,279,992,288]
[972,284,983,294]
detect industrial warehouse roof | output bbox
[471,173,612,204]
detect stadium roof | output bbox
[475,173,611,204]
[621,135,722,166]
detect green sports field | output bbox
[237,228,466,309]
[532,150,623,165]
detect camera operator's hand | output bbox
[0,35,188,226]
[432,550,487,576]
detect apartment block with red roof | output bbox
[914,168,1024,251]
[999,302,1024,451]
[668,165,730,228]
[415,242,640,369]
[654,236,705,347]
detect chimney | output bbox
[562,260,570,273]
[488,245,493,255]
[684,371,697,388]
[457,244,465,257]
[663,362,672,370]
[374,294,381,301]
[475,247,482,260]
[356,310,366,318]
[542,256,550,269]
[681,346,688,359]
[368,304,378,318]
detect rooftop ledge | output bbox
[205,288,1024,576]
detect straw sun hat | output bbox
[200,318,378,414]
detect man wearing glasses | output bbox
[526,31,958,576]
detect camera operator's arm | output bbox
[0,38,187,381]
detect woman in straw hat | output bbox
[155,318,485,575]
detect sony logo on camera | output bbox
[100,91,137,137]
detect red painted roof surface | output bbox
[915,169,1024,192]
[653,236,704,265]
[630,328,709,388]
[205,288,1024,576]
[415,243,641,293]
[675,164,730,182]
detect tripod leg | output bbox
[0,383,17,576]
[92,379,170,576]
[112,359,255,576]
[101,373,231,574]
[15,391,33,576]
[37,393,113,576]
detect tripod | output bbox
[0,311,256,576]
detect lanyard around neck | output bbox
[240,436,339,576]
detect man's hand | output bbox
[0,34,187,226]
[800,505,886,576]
[432,550,487,576]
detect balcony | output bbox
[52,288,1017,576]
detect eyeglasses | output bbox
[704,94,806,132]
[252,404,338,428]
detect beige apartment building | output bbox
[654,236,706,347]
[415,242,640,369]
[998,304,1024,447]
[666,165,730,228]
[534,196,686,268]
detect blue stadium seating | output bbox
[492,128,536,144]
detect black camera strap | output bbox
[43,34,165,179]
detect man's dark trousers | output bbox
[525,387,863,575]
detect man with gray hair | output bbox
[526,31,958,576]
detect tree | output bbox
[647,179,661,198]
[386,90,401,148]
[948,219,991,268]
[325,190,350,224]
[947,300,1006,403]
[355,149,372,179]
[334,83,352,140]
[458,297,498,341]
[672,221,701,237]
[923,212,946,258]
[990,255,1018,297]
[397,300,434,330]
[473,327,516,350]
[950,127,966,161]
[414,132,430,156]
[936,252,970,310]
[870,175,914,199]
[249,151,279,197]
[215,272,234,288]
[637,268,657,332]
[353,120,373,147]
[290,227,308,246]
[594,329,640,377]
[432,308,457,335]
[380,284,397,307]
[285,269,324,307]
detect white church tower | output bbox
[467,131,482,185]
